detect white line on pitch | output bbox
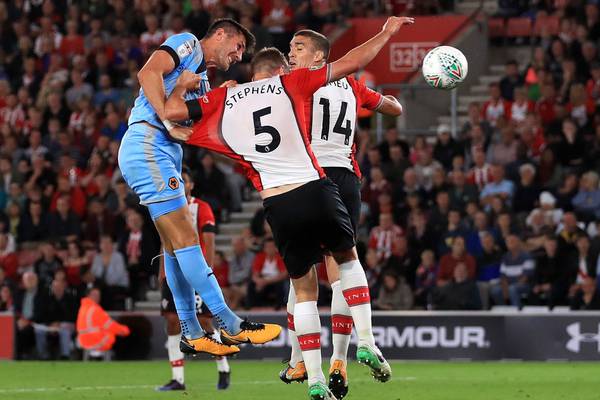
[0,377,417,393]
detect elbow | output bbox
[392,103,403,117]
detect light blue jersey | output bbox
[128,32,210,129]
[120,32,210,215]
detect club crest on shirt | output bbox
[168,177,179,190]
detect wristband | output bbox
[162,120,175,131]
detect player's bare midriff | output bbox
[259,182,307,199]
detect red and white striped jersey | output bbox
[309,76,383,179]
[187,67,330,191]
[188,196,215,258]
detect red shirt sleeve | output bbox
[347,76,383,110]
[187,87,228,148]
[281,65,331,98]
[198,201,216,233]
[252,252,266,275]
[276,255,286,273]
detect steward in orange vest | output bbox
[76,287,130,351]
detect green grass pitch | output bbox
[0,361,598,400]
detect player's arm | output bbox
[378,95,403,116]
[164,71,214,122]
[329,16,414,82]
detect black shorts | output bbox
[263,178,355,279]
[160,278,211,316]
[323,167,361,236]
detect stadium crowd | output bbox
[0,0,599,359]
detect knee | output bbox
[171,228,199,250]
[332,249,356,265]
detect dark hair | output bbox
[251,47,289,75]
[205,18,256,53]
[293,29,330,61]
[182,165,193,179]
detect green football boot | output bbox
[308,381,337,400]
[356,343,392,382]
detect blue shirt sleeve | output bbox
[159,32,199,69]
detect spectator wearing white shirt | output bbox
[491,234,535,307]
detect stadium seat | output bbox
[533,15,560,36]
[506,17,533,38]
[488,17,506,38]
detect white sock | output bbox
[215,356,230,372]
[167,334,185,384]
[294,300,325,386]
[339,260,375,347]
[286,283,304,366]
[330,280,352,365]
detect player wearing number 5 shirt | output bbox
[164,15,415,400]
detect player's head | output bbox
[182,165,195,197]
[251,47,290,79]
[288,30,330,70]
[203,18,256,71]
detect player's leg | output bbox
[292,268,335,399]
[332,248,391,382]
[325,259,351,399]
[319,177,391,382]
[157,311,186,391]
[279,282,307,384]
[198,313,230,390]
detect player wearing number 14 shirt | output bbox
[164,16,415,400]
[280,29,403,400]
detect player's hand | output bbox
[382,16,415,36]
[169,126,193,141]
[176,70,201,90]
[220,80,238,88]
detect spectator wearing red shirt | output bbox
[50,175,87,218]
[481,82,511,126]
[535,82,557,125]
[437,236,477,286]
[212,251,230,288]
[0,232,18,282]
[369,212,405,263]
[467,146,493,190]
[510,87,535,124]
[59,20,84,59]
[246,238,288,309]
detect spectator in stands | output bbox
[227,236,254,310]
[438,236,476,286]
[382,142,411,187]
[83,197,116,245]
[449,169,479,211]
[480,164,515,210]
[0,231,18,282]
[362,166,392,221]
[532,236,566,306]
[262,0,294,52]
[414,150,443,193]
[467,146,493,190]
[61,241,90,288]
[35,241,62,290]
[414,249,437,308]
[100,111,127,142]
[491,234,535,307]
[476,231,502,310]
[118,208,160,301]
[194,153,229,221]
[433,124,462,171]
[374,272,413,310]
[48,195,81,241]
[246,238,288,309]
[500,59,524,102]
[559,118,586,169]
[17,200,49,243]
[91,235,129,310]
[567,234,598,297]
[526,191,563,230]
[0,283,13,312]
[461,102,493,141]
[572,171,600,221]
[212,250,230,289]
[488,125,519,166]
[570,276,600,310]
[14,271,44,359]
[35,277,78,360]
[385,235,419,285]
[557,212,587,256]
[513,163,541,216]
[369,212,404,263]
[482,82,511,126]
[433,262,481,310]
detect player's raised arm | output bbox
[329,16,414,82]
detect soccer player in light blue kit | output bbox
[118,19,282,357]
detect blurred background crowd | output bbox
[0,0,599,360]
